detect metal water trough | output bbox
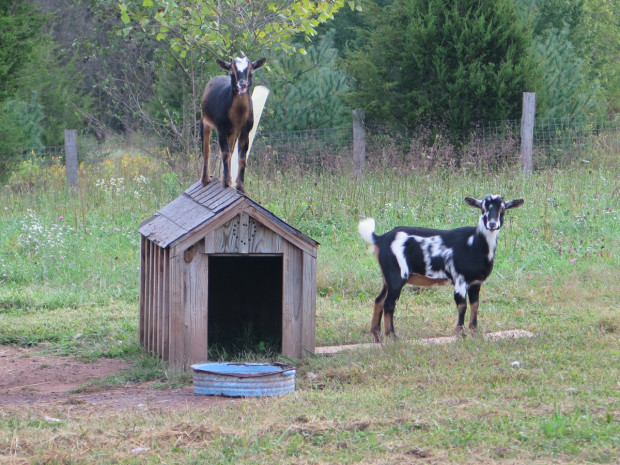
[191,362,296,397]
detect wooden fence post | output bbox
[353,109,366,178]
[64,129,79,189]
[520,92,536,174]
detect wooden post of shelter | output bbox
[520,92,536,174]
[353,109,366,179]
[64,129,79,189]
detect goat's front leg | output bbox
[218,134,232,188]
[235,132,250,194]
[454,288,468,336]
[200,122,212,186]
[467,283,481,334]
[371,284,387,342]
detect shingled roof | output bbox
[138,181,319,253]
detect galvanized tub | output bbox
[191,362,296,397]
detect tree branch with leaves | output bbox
[119,0,361,60]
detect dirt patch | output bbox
[0,345,235,411]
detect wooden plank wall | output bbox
[139,238,170,360]
[141,211,317,364]
[282,241,302,358]
[210,214,283,255]
[301,251,317,356]
[169,254,185,364]
[139,236,146,347]
[183,239,209,364]
[160,246,170,360]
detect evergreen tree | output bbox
[4,92,45,150]
[0,0,45,102]
[262,31,352,131]
[0,0,45,180]
[534,27,599,118]
[18,42,93,146]
[346,0,539,140]
[515,0,617,115]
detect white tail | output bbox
[358,218,376,244]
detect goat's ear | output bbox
[216,59,232,71]
[251,58,266,70]
[505,199,524,210]
[464,197,482,209]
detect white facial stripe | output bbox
[478,215,499,260]
[234,57,249,72]
[391,232,410,279]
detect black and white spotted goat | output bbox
[358,195,524,342]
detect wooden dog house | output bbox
[138,181,319,365]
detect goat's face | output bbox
[216,56,266,95]
[465,195,524,231]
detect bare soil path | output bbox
[0,345,232,411]
[1,330,533,410]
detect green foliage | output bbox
[118,0,362,58]
[0,0,45,102]
[516,0,619,115]
[17,43,93,146]
[0,0,46,180]
[0,104,27,181]
[262,31,352,131]
[3,92,45,150]
[0,92,45,181]
[579,0,619,112]
[530,0,586,35]
[534,27,599,118]
[346,0,539,141]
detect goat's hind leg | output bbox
[382,283,403,340]
[371,284,387,342]
[200,122,212,186]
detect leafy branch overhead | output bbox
[119,0,362,58]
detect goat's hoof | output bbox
[371,329,381,343]
[200,176,215,187]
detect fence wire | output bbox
[23,114,618,172]
[253,114,618,171]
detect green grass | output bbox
[0,148,618,463]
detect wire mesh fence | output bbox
[22,145,65,160]
[252,114,618,172]
[476,115,618,168]
[251,126,353,173]
[22,114,618,174]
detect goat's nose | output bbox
[487,219,499,230]
[237,80,249,93]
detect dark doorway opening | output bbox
[208,255,283,359]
